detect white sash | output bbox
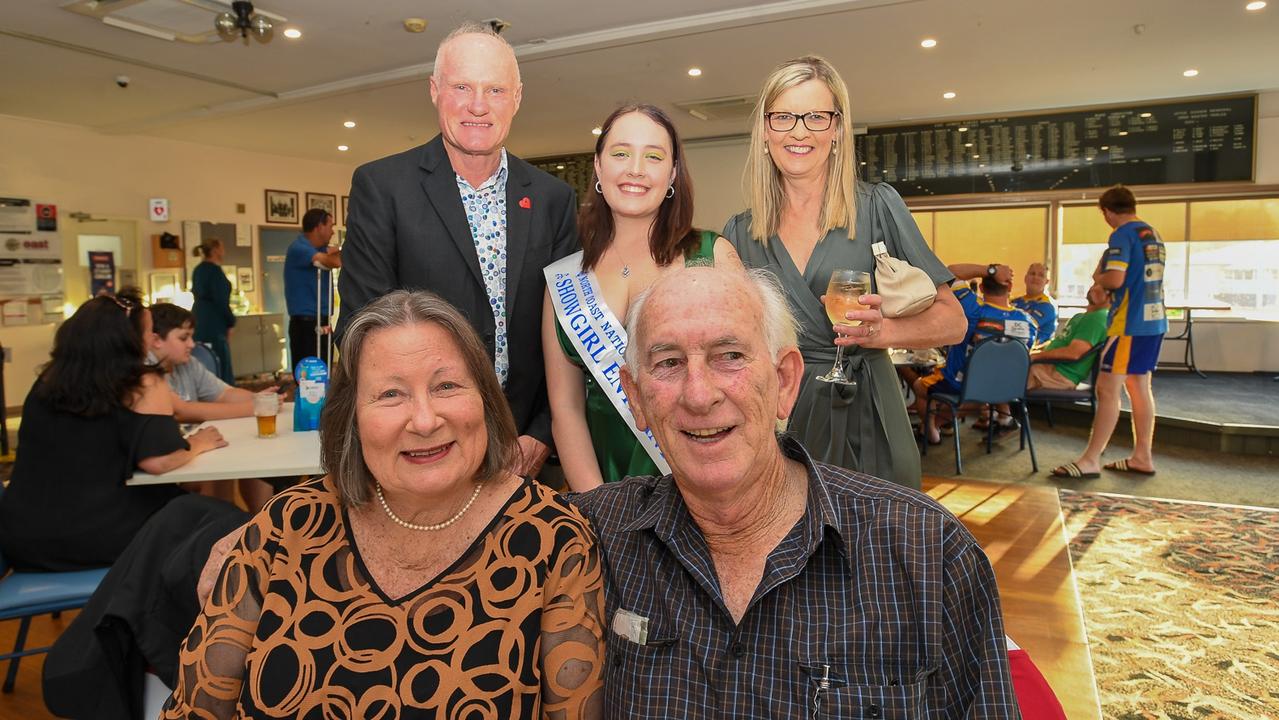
[544,252,670,475]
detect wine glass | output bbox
[815,269,872,385]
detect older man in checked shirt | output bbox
[572,265,1019,718]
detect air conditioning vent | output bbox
[674,95,757,122]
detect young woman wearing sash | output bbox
[542,104,741,491]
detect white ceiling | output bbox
[2,0,1276,166]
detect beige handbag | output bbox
[872,241,936,318]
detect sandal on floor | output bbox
[1049,462,1100,479]
[1104,459,1157,475]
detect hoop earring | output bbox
[594,181,603,194]
[665,185,675,199]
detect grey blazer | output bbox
[337,134,579,444]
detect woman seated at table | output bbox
[542,103,741,491]
[163,290,605,719]
[0,295,226,571]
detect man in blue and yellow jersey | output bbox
[1052,185,1166,479]
[913,270,1034,444]
[1013,262,1057,346]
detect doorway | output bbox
[257,226,298,316]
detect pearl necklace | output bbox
[374,481,483,531]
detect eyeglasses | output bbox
[765,110,840,132]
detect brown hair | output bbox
[578,104,699,271]
[1098,185,1137,214]
[150,302,194,339]
[320,290,519,507]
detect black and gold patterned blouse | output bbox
[163,476,605,719]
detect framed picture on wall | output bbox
[340,195,350,226]
[265,189,298,224]
[306,192,337,219]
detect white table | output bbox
[127,403,322,485]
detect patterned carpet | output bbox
[1060,491,1279,719]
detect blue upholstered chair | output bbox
[922,335,1038,475]
[191,341,221,378]
[0,486,108,692]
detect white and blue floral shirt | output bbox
[455,151,510,383]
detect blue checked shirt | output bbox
[571,437,1020,718]
[455,151,510,383]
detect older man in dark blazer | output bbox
[338,23,577,476]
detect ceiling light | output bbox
[920,38,937,48]
[687,67,702,77]
[1119,131,1129,136]
[964,142,973,147]
[215,1,273,43]
[282,27,301,39]
[337,145,349,151]
[1140,112,1152,118]
[1086,156,1094,161]
[1246,1,1266,10]
[556,164,565,170]
[972,154,980,159]
[1101,145,1110,150]
[1183,68,1199,77]
[403,18,428,33]
[958,126,968,132]
[943,91,956,99]
[343,120,356,128]
[591,127,602,136]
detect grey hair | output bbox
[623,267,799,373]
[320,290,519,508]
[432,21,521,82]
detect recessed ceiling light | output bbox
[283,27,302,39]
[1246,1,1266,10]
[860,161,867,165]
[1119,130,1129,136]
[958,126,968,132]
[943,91,956,99]
[972,154,980,159]
[1183,68,1199,77]
[343,120,356,128]
[1101,145,1110,150]
[964,142,973,147]
[556,164,565,170]
[591,127,602,136]
[687,67,702,77]
[1140,112,1152,118]
[920,38,937,48]
[1086,156,1094,161]
[337,145,349,151]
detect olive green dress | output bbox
[723,182,952,490]
[553,231,717,484]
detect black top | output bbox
[0,382,188,571]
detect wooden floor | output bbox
[926,476,1101,720]
[3,478,1099,720]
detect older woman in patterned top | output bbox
[164,290,605,719]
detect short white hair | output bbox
[432,22,521,82]
[624,267,798,373]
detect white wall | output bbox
[0,114,357,408]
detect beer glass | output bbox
[254,391,279,438]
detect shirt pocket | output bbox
[801,662,929,719]
[604,627,678,714]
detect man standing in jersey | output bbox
[285,208,342,370]
[336,23,578,477]
[1052,185,1167,479]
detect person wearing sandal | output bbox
[1051,185,1166,480]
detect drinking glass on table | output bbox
[253,391,279,438]
[816,269,872,386]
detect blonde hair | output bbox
[744,55,858,243]
[433,22,520,83]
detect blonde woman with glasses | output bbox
[722,56,965,490]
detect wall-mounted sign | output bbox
[36,204,57,231]
[149,197,170,221]
[88,250,116,296]
[855,95,1257,197]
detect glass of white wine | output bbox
[815,269,872,385]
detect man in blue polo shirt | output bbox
[1013,262,1057,346]
[285,208,342,369]
[1053,185,1167,479]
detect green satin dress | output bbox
[553,231,717,483]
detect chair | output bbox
[1025,341,1105,427]
[191,341,221,378]
[0,486,109,693]
[922,336,1037,475]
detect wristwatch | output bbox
[986,263,998,278]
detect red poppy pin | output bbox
[519,196,532,209]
